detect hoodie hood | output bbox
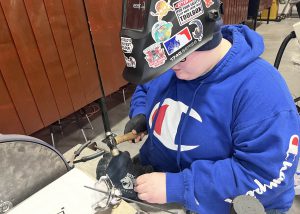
[198,24,265,84]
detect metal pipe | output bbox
[81,0,111,133]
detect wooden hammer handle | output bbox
[115,132,138,144]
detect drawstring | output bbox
[148,76,204,172]
[176,82,204,171]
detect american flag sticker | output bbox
[163,27,192,55]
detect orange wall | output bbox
[0,0,125,134]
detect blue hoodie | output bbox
[129,25,300,213]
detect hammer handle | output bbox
[115,132,138,144]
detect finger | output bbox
[137,193,149,201]
[135,174,149,185]
[132,129,137,135]
[135,136,141,143]
[134,182,147,193]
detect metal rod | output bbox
[81,0,111,133]
[84,186,177,214]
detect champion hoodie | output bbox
[129,25,300,213]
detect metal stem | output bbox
[81,0,111,133]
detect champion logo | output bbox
[149,98,202,151]
[225,134,299,203]
[286,135,299,161]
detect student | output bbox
[99,1,300,213]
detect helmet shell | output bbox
[121,0,221,84]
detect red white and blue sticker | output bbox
[203,0,214,8]
[121,37,134,53]
[173,0,204,26]
[143,43,167,68]
[163,27,192,55]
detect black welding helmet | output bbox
[121,0,222,84]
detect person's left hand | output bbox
[134,172,166,204]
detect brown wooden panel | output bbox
[85,0,127,96]
[1,0,59,126]
[237,0,241,23]
[223,0,249,24]
[245,0,250,21]
[44,0,87,111]
[230,0,235,24]
[229,0,234,24]
[0,70,24,134]
[24,0,74,118]
[62,0,101,103]
[222,0,230,24]
[0,4,43,134]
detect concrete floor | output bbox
[32,7,300,214]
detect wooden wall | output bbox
[0,0,126,135]
[0,0,273,135]
[222,0,250,24]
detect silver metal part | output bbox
[0,200,13,214]
[85,177,178,214]
[91,176,122,211]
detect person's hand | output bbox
[134,172,166,204]
[124,114,147,143]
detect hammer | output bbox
[102,132,140,156]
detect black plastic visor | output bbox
[122,0,151,31]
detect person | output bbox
[99,1,300,213]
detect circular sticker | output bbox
[152,21,173,43]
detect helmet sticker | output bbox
[132,1,146,9]
[203,0,214,8]
[124,56,137,68]
[152,21,174,43]
[120,173,135,190]
[173,0,204,26]
[143,43,167,68]
[189,19,203,41]
[121,37,134,53]
[150,0,175,21]
[163,26,192,55]
[170,40,197,61]
[121,0,222,83]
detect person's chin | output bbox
[173,69,187,80]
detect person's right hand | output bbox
[124,114,147,143]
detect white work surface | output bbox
[62,144,185,214]
[9,168,102,214]
[9,144,184,214]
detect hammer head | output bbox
[102,134,120,156]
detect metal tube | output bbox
[81,0,111,133]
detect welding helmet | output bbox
[121,0,222,84]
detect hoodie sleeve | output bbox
[166,110,300,213]
[129,83,150,118]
